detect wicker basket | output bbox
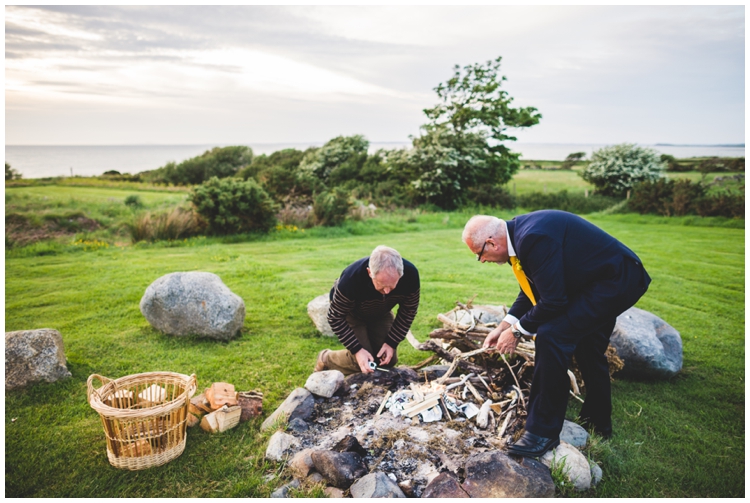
[87,371,197,471]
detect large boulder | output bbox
[421,472,470,498]
[305,370,344,398]
[265,431,300,462]
[540,441,592,491]
[307,294,334,337]
[6,329,72,390]
[140,272,245,341]
[610,307,683,379]
[441,305,507,326]
[461,450,555,498]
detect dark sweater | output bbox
[327,257,420,354]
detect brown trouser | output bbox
[325,312,398,375]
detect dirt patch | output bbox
[6,213,101,247]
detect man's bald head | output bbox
[462,215,506,247]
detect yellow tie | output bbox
[509,256,537,306]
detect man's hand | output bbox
[495,326,520,355]
[377,343,395,366]
[355,348,375,373]
[483,321,511,350]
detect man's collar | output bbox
[504,220,516,257]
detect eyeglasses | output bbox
[476,239,490,261]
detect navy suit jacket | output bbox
[506,210,650,333]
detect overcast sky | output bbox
[5,5,745,146]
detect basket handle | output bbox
[86,374,111,402]
[187,373,198,399]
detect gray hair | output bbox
[462,215,505,246]
[369,245,404,277]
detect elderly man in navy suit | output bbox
[462,210,651,457]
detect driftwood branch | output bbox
[417,340,487,376]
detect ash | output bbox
[290,367,520,497]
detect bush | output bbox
[124,195,143,208]
[517,190,620,214]
[143,146,253,185]
[5,163,22,181]
[313,188,352,226]
[466,184,516,209]
[189,177,277,234]
[298,135,369,185]
[276,201,314,228]
[580,144,665,197]
[629,179,743,218]
[127,207,204,243]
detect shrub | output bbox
[466,183,516,209]
[124,195,143,208]
[313,188,352,226]
[127,207,204,243]
[143,146,253,185]
[276,201,314,228]
[695,190,745,218]
[298,135,369,185]
[580,144,665,197]
[5,163,22,181]
[629,179,743,218]
[628,179,676,216]
[517,190,620,214]
[189,177,277,234]
[561,152,586,170]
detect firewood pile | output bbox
[188,382,263,433]
[388,301,622,442]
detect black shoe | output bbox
[506,431,560,458]
[579,418,613,439]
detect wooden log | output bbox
[403,398,440,418]
[375,391,392,416]
[416,340,486,376]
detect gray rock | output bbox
[561,419,589,448]
[288,448,315,478]
[261,388,315,431]
[441,305,507,326]
[306,472,325,485]
[462,450,555,498]
[323,487,346,498]
[270,478,301,498]
[541,441,592,491]
[610,307,683,379]
[350,472,406,498]
[265,431,300,462]
[305,370,344,398]
[421,472,470,498]
[287,417,309,433]
[6,329,72,390]
[139,272,245,341]
[307,294,335,337]
[590,462,603,486]
[311,450,368,489]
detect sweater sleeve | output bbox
[385,288,420,349]
[327,286,363,354]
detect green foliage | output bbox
[561,152,586,170]
[237,148,315,201]
[6,162,22,180]
[629,178,744,218]
[465,183,517,209]
[580,144,665,197]
[143,146,254,185]
[697,156,745,173]
[312,188,353,226]
[298,135,369,185]
[400,56,541,209]
[517,190,621,214]
[189,177,277,234]
[124,195,143,208]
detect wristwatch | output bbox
[511,324,524,339]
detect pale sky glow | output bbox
[5,5,745,146]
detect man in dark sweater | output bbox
[315,245,420,375]
[463,211,650,457]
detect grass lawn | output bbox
[5,212,744,497]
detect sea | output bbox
[5,142,745,179]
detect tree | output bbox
[406,56,541,208]
[298,135,369,185]
[580,144,665,197]
[5,163,22,181]
[143,146,253,185]
[561,152,586,170]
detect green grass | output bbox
[5,212,744,497]
[510,167,594,196]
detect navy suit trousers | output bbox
[524,255,650,438]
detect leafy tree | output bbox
[144,146,253,185]
[5,163,22,181]
[189,176,277,234]
[313,188,352,226]
[237,148,318,201]
[561,152,586,170]
[298,135,369,185]
[580,144,665,197]
[404,56,541,208]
